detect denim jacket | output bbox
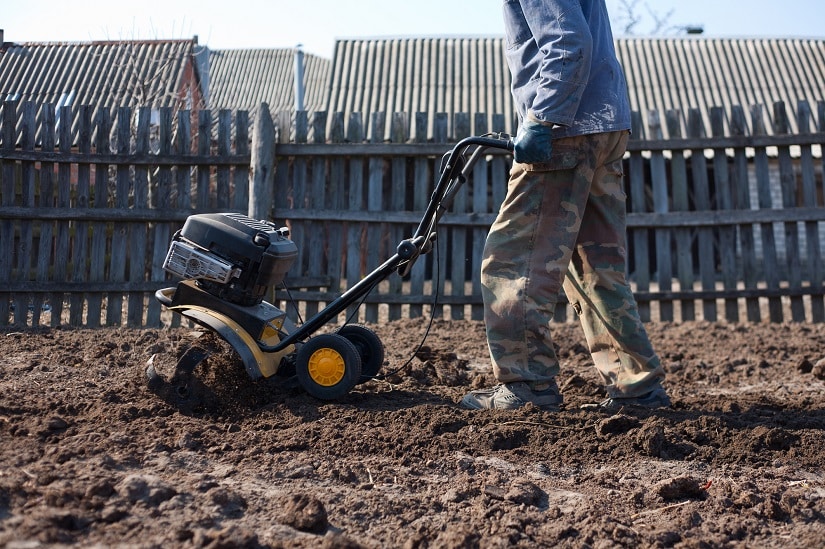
[503,0,631,138]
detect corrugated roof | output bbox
[0,39,202,143]
[207,48,329,117]
[616,37,825,138]
[327,36,825,141]
[328,37,515,141]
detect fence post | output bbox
[249,103,275,220]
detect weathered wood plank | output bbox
[388,112,409,321]
[774,102,805,321]
[751,104,783,322]
[196,110,212,210]
[127,107,150,327]
[106,107,132,326]
[291,111,309,290]
[628,111,651,322]
[52,105,74,326]
[33,105,56,326]
[146,107,173,328]
[799,101,824,321]
[345,113,365,321]
[0,101,16,326]
[69,106,92,326]
[216,110,232,209]
[471,113,489,321]
[232,111,250,212]
[666,110,695,321]
[365,112,385,323]
[249,104,276,218]
[304,112,328,319]
[688,109,717,322]
[409,112,430,319]
[731,106,761,321]
[648,111,673,321]
[15,102,37,325]
[449,113,471,320]
[431,113,450,318]
[711,107,740,322]
[325,111,346,310]
[86,109,111,328]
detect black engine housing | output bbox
[166,213,298,306]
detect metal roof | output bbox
[327,36,825,140]
[616,37,825,138]
[207,48,329,117]
[327,37,515,141]
[2,35,822,145]
[0,38,202,143]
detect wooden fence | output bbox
[1,99,824,329]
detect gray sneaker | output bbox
[460,381,562,411]
[585,385,671,411]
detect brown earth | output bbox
[1,316,824,548]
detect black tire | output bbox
[295,334,362,400]
[337,324,385,382]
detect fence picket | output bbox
[711,107,740,322]
[345,113,365,321]
[33,105,55,326]
[648,111,673,321]
[774,102,805,321]
[450,113,471,320]
[146,107,173,327]
[69,106,92,326]
[798,101,824,321]
[731,106,761,321]
[107,107,131,326]
[86,109,111,328]
[305,111,328,319]
[688,109,717,322]
[628,111,651,322]
[0,101,15,326]
[53,105,73,325]
[666,110,695,321]
[471,113,489,321]
[128,107,150,327]
[409,112,430,319]
[751,105,783,322]
[15,102,37,325]
[388,112,409,321]
[365,112,385,323]
[216,110,231,208]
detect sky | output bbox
[3,0,823,58]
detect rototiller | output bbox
[146,134,513,403]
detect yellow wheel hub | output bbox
[307,348,346,386]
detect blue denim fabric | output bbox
[502,0,631,138]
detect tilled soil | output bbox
[1,317,824,548]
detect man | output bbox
[461,0,670,411]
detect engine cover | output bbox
[163,213,298,306]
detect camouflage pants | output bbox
[481,130,665,398]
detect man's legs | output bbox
[464,130,667,410]
[561,131,666,399]
[480,136,594,387]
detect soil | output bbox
[1,316,824,548]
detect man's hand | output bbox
[513,114,554,163]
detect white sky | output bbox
[3,0,823,58]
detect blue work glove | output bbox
[513,114,554,164]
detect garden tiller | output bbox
[147,134,513,403]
